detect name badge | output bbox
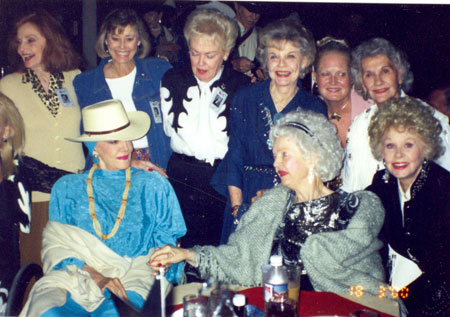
[150,100,162,123]
[211,88,228,109]
[56,88,74,107]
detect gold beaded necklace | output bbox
[86,163,131,240]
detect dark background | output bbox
[0,1,449,99]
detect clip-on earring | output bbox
[300,67,305,78]
[382,159,389,183]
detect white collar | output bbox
[397,178,411,202]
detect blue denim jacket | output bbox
[73,57,172,169]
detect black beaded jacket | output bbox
[367,161,450,315]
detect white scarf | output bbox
[21,221,160,316]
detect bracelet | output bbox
[230,205,241,216]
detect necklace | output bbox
[329,100,350,121]
[271,85,299,112]
[86,164,131,240]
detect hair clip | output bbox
[316,36,349,48]
[284,121,314,137]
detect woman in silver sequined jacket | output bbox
[150,110,387,297]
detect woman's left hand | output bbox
[83,264,129,301]
[131,159,168,178]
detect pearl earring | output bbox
[308,167,315,184]
[382,159,389,183]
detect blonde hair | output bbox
[184,8,238,52]
[0,93,25,178]
[368,96,443,161]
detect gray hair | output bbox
[256,19,316,78]
[184,8,238,52]
[351,38,414,99]
[269,110,344,182]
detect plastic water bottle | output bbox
[263,255,295,317]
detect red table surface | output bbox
[240,287,395,317]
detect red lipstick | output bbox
[392,162,408,170]
[278,170,288,177]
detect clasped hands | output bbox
[82,246,193,304]
[147,245,196,274]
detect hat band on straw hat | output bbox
[65,99,151,142]
[86,122,130,136]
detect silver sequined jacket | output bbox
[188,184,387,296]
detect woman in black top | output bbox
[367,97,450,315]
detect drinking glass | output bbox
[182,294,209,317]
[286,265,301,316]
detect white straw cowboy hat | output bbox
[66,99,151,142]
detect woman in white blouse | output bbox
[74,8,171,174]
[160,8,249,248]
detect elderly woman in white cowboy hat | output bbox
[21,100,186,316]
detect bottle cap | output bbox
[269,255,283,266]
[232,294,246,307]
